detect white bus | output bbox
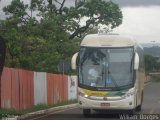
[71,34,145,116]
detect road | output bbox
[28,82,160,120]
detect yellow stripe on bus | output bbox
[83,89,108,97]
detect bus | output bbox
[71,34,145,116]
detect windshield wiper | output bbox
[104,63,120,91]
[107,71,120,91]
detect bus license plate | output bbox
[101,103,110,107]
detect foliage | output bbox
[0,0,122,72]
[144,46,160,57]
[67,0,122,39]
[0,36,6,76]
[145,55,160,73]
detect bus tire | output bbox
[83,109,91,117]
[136,104,142,112]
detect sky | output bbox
[0,0,160,43]
[113,6,160,43]
[108,0,160,43]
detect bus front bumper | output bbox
[78,95,136,110]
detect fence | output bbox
[0,67,77,110]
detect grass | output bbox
[0,99,77,118]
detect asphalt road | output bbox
[28,82,160,120]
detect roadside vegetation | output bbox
[0,0,122,73]
[0,99,77,118]
[145,55,160,82]
[145,55,160,74]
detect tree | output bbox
[0,36,6,76]
[28,0,122,39]
[67,0,122,39]
[1,0,122,72]
[145,55,160,73]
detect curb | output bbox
[2,103,78,120]
[18,103,78,120]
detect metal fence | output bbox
[0,67,77,110]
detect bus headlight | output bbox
[84,94,89,98]
[122,88,136,98]
[125,91,135,97]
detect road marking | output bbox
[27,106,78,120]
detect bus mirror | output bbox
[71,52,79,70]
[134,53,139,70]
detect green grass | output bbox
[0,99,77,118]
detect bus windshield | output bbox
[79,47,134,91]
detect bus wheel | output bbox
[136,105,141,112]
[83,109,91,117]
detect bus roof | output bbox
[81,34,138,47]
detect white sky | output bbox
[113,6,160,43]
[0,0,160,43]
